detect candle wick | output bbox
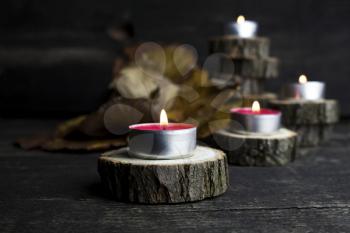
[160,124,167,130]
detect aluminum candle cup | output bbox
[224,19,258,37]
[230,108,281,133]
[128,123,197,160]
[283,81,325,100]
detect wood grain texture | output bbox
[240,78,265,95]
[269,99,340,147]
[212,57,278,80]
[211,128,297,166]
[209,35,270,58]
[1,119,350,233]
[285,124,334,147]
[232,57,279,79]
[98,146,228,203]
[269,99,339,125]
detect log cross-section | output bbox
[98,146,229,204]
[212,128,297,166]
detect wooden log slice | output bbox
[242,92,277,108]
[282,124,334,147]
[232,57,279,78]
[269,99,339,125]
[268,99,339,147]
[211,128,297,166]
[209,56,278,80]
[209,35,270,58]
[98,146,229,204]
[240,78,265,95]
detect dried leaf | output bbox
[55,115,87,138]
[112,66,158,99]
[17,43,241,152]
[15,133,52,150]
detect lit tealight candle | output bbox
[230,101,281,133]
[283,74,325,100]
[224,15,258,38]
[128,109,197,160]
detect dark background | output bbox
[0,0,349,117]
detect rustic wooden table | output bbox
[1,119,350,233]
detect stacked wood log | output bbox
[206,34,301,166]
[208,35,279,107]
[269,99,339,147]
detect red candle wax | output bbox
[231,108,280,115]
[129,123,195,131]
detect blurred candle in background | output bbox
[224,15,258,38]
[283,74,325,100]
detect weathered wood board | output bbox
[1,119,350,233]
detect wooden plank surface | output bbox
[0,119,350,233]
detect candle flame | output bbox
[299,74,308,84]
[160,109,168,126]
[252,101,260,113]
[237,15,245,24]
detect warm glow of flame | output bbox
[299,74,308,84]
[237,15,245,24]
[252,101,261,112]
[160,109,168,126]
